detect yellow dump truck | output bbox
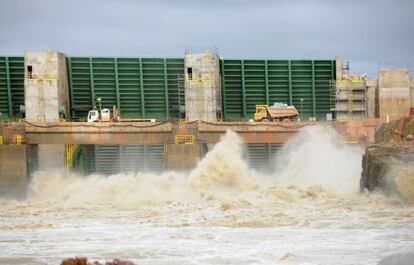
[254,103,299,122]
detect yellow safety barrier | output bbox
[65,144,78,168]
[174,135,195,144]
[13,135,23,145]
[0,136,3,145]
[179,118,187,123]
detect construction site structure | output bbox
[184,48,221,122]
[378,68,411,119]
[331,57,367,121]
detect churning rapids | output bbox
[1,126,414,265]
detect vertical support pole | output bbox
[311,61,316,117]
[5,57,12,117]
[118,145,122,173]
[288,60,293,105]
[163,58,169,120]
[241,60,246,119]
[114,58,121,114]
[67,57,75,118]
[89,57,95,108]
[220,59,226,121]
[264,60,269,105]
[139,58,145,118]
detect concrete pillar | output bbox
[165,143,207,170]
[0,145,29,197]
[24,51,69,171]
[37,144,65,170]
[335,56,343,81]
[366,78,378,118]
[24,51,69,121]
[184,50,221,122]
[378,69,411,118]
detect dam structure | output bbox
[0,50,412,195]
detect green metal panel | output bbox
[68,57,184,120]
[68,57,93,118]
[244,143,285,172]
[141,58,167,119]
[0,57,9,119]
[8,57,24,117]
[95,145,120,175]
[244,60,266,116]
[117,58,144,118]
[166,58,184,119]
[89,144,164,175]
[315,60,336,119]
[221,60,243,120]
[221,59,336,120]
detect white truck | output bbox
[87,106,156,123]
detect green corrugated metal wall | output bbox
[245,143,287,172]
[68,57,185,120]
[221,59,335,120]
[0,56,24,119]
[0,56,335,121]
[76,144,165,175]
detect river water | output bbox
[0,127,413,265]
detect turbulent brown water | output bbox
[1,127,414,265]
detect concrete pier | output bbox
[24,51,69,171]
[0,145,30,197]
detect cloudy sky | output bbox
[0,0,412,76]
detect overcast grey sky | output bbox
[0,0,413,77]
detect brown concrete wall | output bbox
[0,145,28,197]
[378,69,411,118]
[366,78,378,118]
[165,143,205,170]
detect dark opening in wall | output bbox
[27,65,33,79]
[187,67,192,80]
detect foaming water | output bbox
[1,127,414,264]
[277,125,364,197]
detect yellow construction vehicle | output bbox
[254,103,299,122]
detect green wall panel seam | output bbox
[264,60,269,105]
[139,58,145,117]
[311,61,316,117]
[114,58,121,113]
[5,57,12,116]
[89,58,95,107]
[163,58,169,119]
[241,60,246,118]
[67,57,75,118]
[288,61,293,105]
[220,59,227,120]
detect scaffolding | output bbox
[331,60,367,121]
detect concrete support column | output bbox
[184,50,221,122]
[24,51,69,171]
[0,145,29,197]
